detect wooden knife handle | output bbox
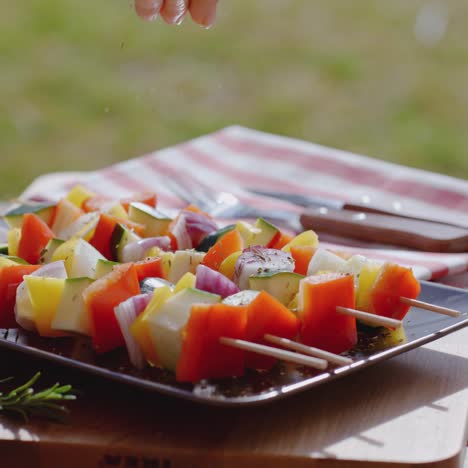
[299,208,468,252]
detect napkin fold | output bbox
[22,126,468,282]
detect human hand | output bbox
[134,0,218,28]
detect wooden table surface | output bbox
[0,323,467,468]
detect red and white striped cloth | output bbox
[23,126,468,284]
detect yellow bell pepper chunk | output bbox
[24,276,67,337]
[130,286,173,366]
[73,219,98,242]
[174,272,196,293]
[287,292,299,313]
[282,230,319,253]
[235,221,260,247]
[7,228,21,257]
[51,238,79,274]
[0,256,20,268]
[356,263,382,312]
[107,203,128,220]
[219,251,242,280]
[160,252,174,280]
[65,185,96,208]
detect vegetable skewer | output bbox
[219,337,328,370]
[399,297,461,318]
[336,307,402,329]
[264,334,353,366]
[0,185,463,385]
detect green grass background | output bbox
[1,0,467,198]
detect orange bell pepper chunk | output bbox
[120,192,157,212]
[176,303,247,383]
[299,273,357,354]
[370,263,421,321]
[201,229,243,271]
[82,195,112,213]
[245,291,299,370]
[134,257,164,282]
[290,245,316,275]
[83,263,141,353]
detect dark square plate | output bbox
[0,281,467,406]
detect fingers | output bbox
[134,0,218,27]
[160,0,190,24]
[189,0,218,28]
[134,0,164,21]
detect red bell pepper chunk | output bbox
[17,213,55,264]
[245,291,299,370]
[0,265,41,327]
[268,231,294,250]
[176,303,247,383]
[89,214,144,260]
[299,273,357,354]
[370,263,421,321]
[167,232,178,251]
[89,213,116,260]
[83,263,141,353]
[134,257,164,282]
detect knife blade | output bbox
[247,188,467,228]
[246,189,468,252]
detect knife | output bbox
[247,189,468,252]
[247,189,467,227]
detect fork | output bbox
[164,172,303,232]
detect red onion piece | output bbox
[170,215,192,250]
[195,264,240,298]
[132,293,152,314]
[114,293,152,369]
[122,236,171,263]
[182,211,218,248]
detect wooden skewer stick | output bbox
[219,337,328,370]
[264,334,353,366]
[399,297,461,318]
[336,306,402,329]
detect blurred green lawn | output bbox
[1,0,467,198]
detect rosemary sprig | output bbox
[0,372,76,421]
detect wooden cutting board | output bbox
[0,326,467,468]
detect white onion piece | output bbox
[140,277,175,294]
[56,212,99,240]
[234,247,295,290]
[195,264,240,298]
[223,289,260,306]
[340,255,368,275]
[122,236,171,263]
[0,226,8,243]
[15,261,68,331]
[306,248,347,276]
[71,239,105,279]
[170,215,192,251]
[114,293,152,369]
[183,211,218,248]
